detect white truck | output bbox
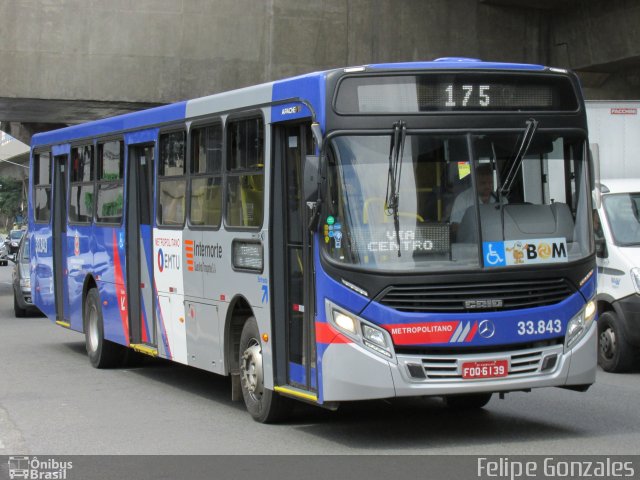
[587,101,640,372]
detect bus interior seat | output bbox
[204,185,222,225]
[240,175,263,227]
[190,183,222,226]
[160,185,185,225]
[190,186,206,225]
[457,202,574,243]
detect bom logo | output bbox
[507,241,566,264]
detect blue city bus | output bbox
[29,58,597,422]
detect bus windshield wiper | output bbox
[500,118,538,197]
[385,121,406,257]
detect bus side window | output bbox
[33,151,52,223]
[158,131,186,227]
[69,145,94,224]
[190,123,222,227]
[226,117,264,228]
[96,140,124,224]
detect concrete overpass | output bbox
[1,0,639,145]
[0,133,29,228]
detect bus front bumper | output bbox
[320,320,596,402]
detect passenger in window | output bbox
[449,163,503,235]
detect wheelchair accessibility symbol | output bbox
[483,242,506,267]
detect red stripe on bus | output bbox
[465,321,479,342]
[316,322,352,344]
[383,321,460,345]
[112,231,130,345]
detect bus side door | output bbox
[126,143,156,347]
[52,152,70,324]
[272,122,317,394]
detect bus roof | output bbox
[366,57,547,71]
[30,58,552,148]
[31,101,187,148]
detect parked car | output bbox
[0,237,7,266]
[594,179,640,372]
[12,234,39,317]
[7,229,25,255]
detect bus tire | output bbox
[84,288,125,369]
[239,316,292,423]
[598,311,634,373]
[444,393,492,409]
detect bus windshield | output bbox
[323,131,591,272]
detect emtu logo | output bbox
[157,248,180,271]
[157,249,165,272]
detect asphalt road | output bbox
[0,266,639,456]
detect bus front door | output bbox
[52,154,69,325]
[126,144,156,349]
[273,122,317,396]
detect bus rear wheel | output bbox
[84,288,126,368]
[239,317,292,423]
[444,393,492,409]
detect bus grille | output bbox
[409,345,563,381]
[422,351,543,379]
[378,278,574,313]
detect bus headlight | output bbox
[362,324,387,347]
[334,312,356,334]
[362,324,392,358]
[326,300,394,359]
[564,299,596,351]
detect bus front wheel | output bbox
[84,288,126,368]
[239,317,292,423]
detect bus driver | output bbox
[449,163,502,235]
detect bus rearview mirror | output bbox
[304,155,320,202]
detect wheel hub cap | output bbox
[88,305,99,353]
[241,340,263,399]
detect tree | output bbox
[0,176,24,231]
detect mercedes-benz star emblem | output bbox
[478,319,496,339]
